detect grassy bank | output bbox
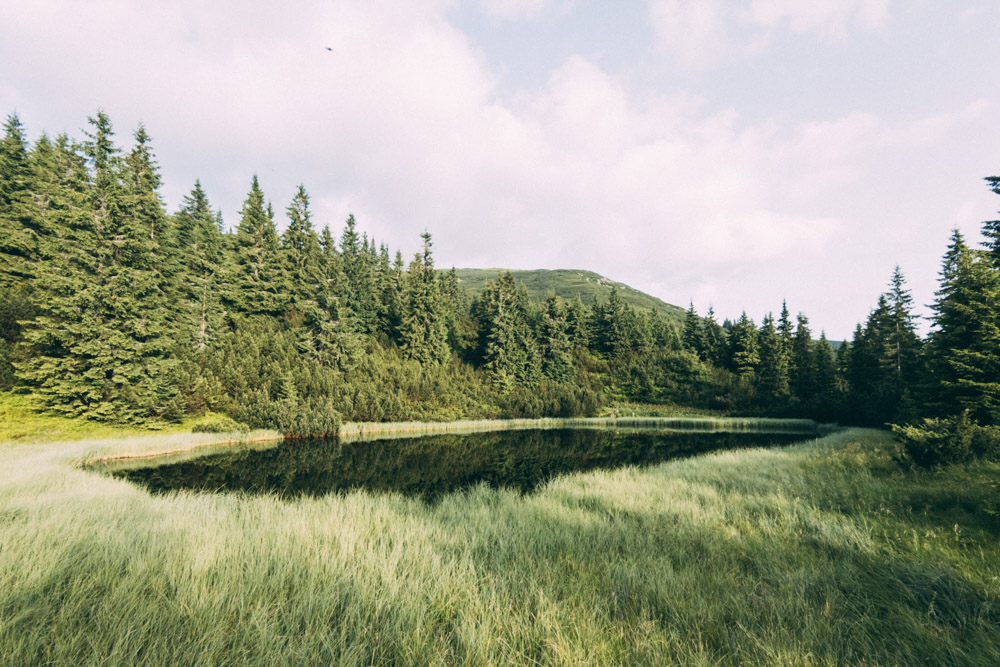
[0,392,220,444]
[1,428,998,664]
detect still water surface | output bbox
[111,426,816,500]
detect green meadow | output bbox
[2,425,997,665]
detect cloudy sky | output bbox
[2,0,998,338]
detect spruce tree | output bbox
[229,175,284,316]
[778,300,793,352]
[682,301,704,357]
[756,313,790,403]
[440,266,472,353]
[317,224,344,310]
[885,266,922,419]
[927,228,1000,423]
[0,114,39,385]
[565,296,591,350]
[474,272,540,390]
[539,294,574,383]
[381,250,405,343]
[813,332,840,416]
[790,313,815,404]
[20,113,181,421]
[728,313,759,381]
[281,185,324,311]
[982,176,1000,268]
[173,180,225,350]
[0,113,38,288]
[594,288,636,360]
[339,215,378,333]
[702,306,726,365]
[400,231,449,364]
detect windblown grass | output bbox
[1,427,997,664]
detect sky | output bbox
[1,0,998,339]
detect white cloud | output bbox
[748,0,891,34]
[646,0,893,67]
[478,0,573,21]
[646,0,728,68]
[0,0,916,272]
[1,0,994,339]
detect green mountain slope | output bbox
[452,269,686,325]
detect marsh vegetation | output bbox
[1,428,997,664]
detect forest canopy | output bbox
[1,111,998,439]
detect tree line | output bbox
[0,112,997,439]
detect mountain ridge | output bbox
[451,268,686,325]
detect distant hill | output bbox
[451,269,687,325]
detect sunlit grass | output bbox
[0,391,216,444]
[1,426,997,664]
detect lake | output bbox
[108,424,819,500]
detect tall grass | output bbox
[1,428,997,664]
[339,415,827,441]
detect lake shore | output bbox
[83,414,830,468]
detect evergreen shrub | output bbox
[892,412,1000,467]
[191,416,249,434]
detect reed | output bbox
[338,415,827,442]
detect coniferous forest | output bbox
[1,111,999,452]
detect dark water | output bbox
[110,427,815,501]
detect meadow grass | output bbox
[0,391,219,444]
[1,426,998,664]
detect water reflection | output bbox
[111,428,814,501]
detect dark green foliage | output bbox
[173,180,225,351]
[497,382,601,418]
[565,296,591,350]
[376,247,404,342]
[281,185,324,311]
[592,287,637,360]
[474,272,540,391]
[539,294,575,383]
[702,306,727,365]
[18,115,181,422]
[0,285,34,389]
[7,111,999,436]
[756,313,790,404]
[790,313,815,403]
[619,348,715,406]
[728,312,759,381]
[893,412,1000,467]
[681,301,704,357]
[0,114,38,288]
[340,215,378,333]
[983,176,1000,268]
[228,175,285,316]
[844,269,925,426]
[400,232,449,364]
[191,416,249,433]
[926,230,1000,425]
[811,333,842,418]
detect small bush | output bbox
[892,412,1000,467]
[236,390,342,437]
[498,382,601,419]
[191,416,250,434]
